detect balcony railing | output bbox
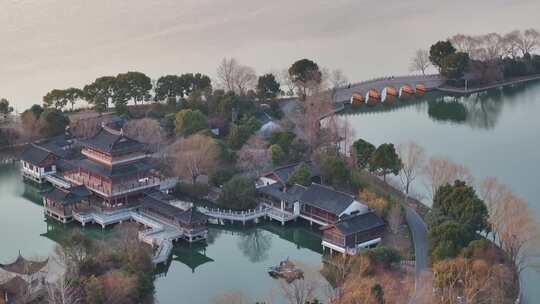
[300,210,336,225]
[65,174,160,197]
[323,233,346,247]
[82,149,146,166]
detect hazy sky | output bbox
[1,0,539,110]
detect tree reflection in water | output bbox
[427,96,468,124]
[464,90,504,130]
[426,83,534,130]
[237,228,272,263]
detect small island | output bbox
[1,27,539,304]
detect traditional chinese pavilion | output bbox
[63,124,161,208]
[321,212,385,254]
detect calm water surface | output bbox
[0,164,327,304]
[341,80,540,303]
[2,0,540,110]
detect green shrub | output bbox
[363,246,401,266]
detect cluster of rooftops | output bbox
[19,120,385,256]
[258,162,385,254]
[0,253,50,304]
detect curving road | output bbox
[405,206,428,277]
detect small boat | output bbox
[268,258,304,282]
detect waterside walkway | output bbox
[437,74,540,94]
[71,208,201,264]
[199,204,298,226]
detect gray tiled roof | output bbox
[38,134,75,159]
[299,183,355,215]
[71,157,155,178]
[286,184,308,202]
[83,127,142,154]
[257,183,307,203]
[175,208,208,226]
[20,145,52,165]
[140,193,207,225]
[269,161,320,184]
[42,185,91,205]
[0,254,48,275]
[334,212,385,235]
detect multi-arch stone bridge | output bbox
[332,74,445,105]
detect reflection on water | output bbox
[344,81,538,131]
[341,80,540,304]
[0,164,327,303]
[427,98,468,124]
[238,228,273,263]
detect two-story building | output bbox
[20,129,75,184]
[299,183,369,226]
[63,125,161,209]
[42,185,92,223]
[258,182,370,226]
[321,212,385,254]
[257,171,385,255]
[20,145,58,184]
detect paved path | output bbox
[405,206,428,279]
[438,73,540,94]
[332,74,445,103]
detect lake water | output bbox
[341,80,540,303]
[0,164,328,304]
[2,0,540,111]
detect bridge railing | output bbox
[335,73,442,91]
[199,206,269,220]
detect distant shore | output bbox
[437,74,540,94]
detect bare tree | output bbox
[301,92,333,151]
[409,49,431,75]
[47,247,83,304]
[69,114,116,138]
[235,65,257,95]
[212,290,249,304]
[387,203,402,234]
[502,30,521,59]
[516,28,540,56]
[422,156,474,200]
[280,278,318,304]
[450,34,480,55]
[479,177,512,242]
[237,135,270,177]
[321,254,353,300]
[479,177,540,275]
[337,264,414,304]
[46,277,83,304]
[329,69,349,89]
[476,33,505,62]
[397,141,425,195]
[433,257,515,304]
[216,58,257,95]
[279,69,296,97]
[170,134,219,184]
[123,118,164,145]
[216,57,237,93]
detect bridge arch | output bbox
[350,91,365,105]
[366,89,381,105]
[415,83,426,92]
[399,84,414,98]
[382,86,398,103]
